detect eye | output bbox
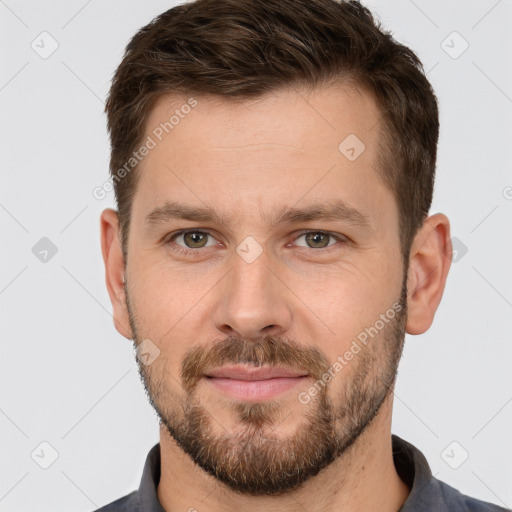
[167,230,219,253]
[293,231,344,249]
[164,229,346,256]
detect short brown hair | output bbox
[105,0,439,263]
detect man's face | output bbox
[123,85,407,495]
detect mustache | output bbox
[181,335,331,393]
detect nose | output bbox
[212,247,293,341]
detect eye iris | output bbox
[305,232,329,248]
[184,231,208,248]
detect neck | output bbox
[157,393,410,512]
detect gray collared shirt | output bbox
[93,434,510,511]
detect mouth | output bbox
[203,365,309,401]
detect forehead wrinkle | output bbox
[205,143,305,151]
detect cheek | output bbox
[131,250,211,314]
[129,257,232,366]
[290,264,401,352]
[127,258,203,351]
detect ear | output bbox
[406,213,452,335]
[100,208,133,339]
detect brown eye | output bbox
[304,232,331,248]
[294,231,340,249]
[168,230,217,251]
[182,231,209,248]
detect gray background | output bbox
[1,1,511,510]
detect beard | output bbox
[125,277,408,496]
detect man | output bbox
[97,0,509,510]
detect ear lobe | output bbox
[405,213,452,335]
[100,208,134,340]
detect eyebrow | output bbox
[144,199,371,230]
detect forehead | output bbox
[144,84,381,154]
[131,84,394,232]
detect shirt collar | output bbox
[136,443,165,512]
[136,434,442,511]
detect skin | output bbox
[101,84,452,511]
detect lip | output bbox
[203,365,309,401]
[204,365,308,381]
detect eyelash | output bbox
[164,229,347,256]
